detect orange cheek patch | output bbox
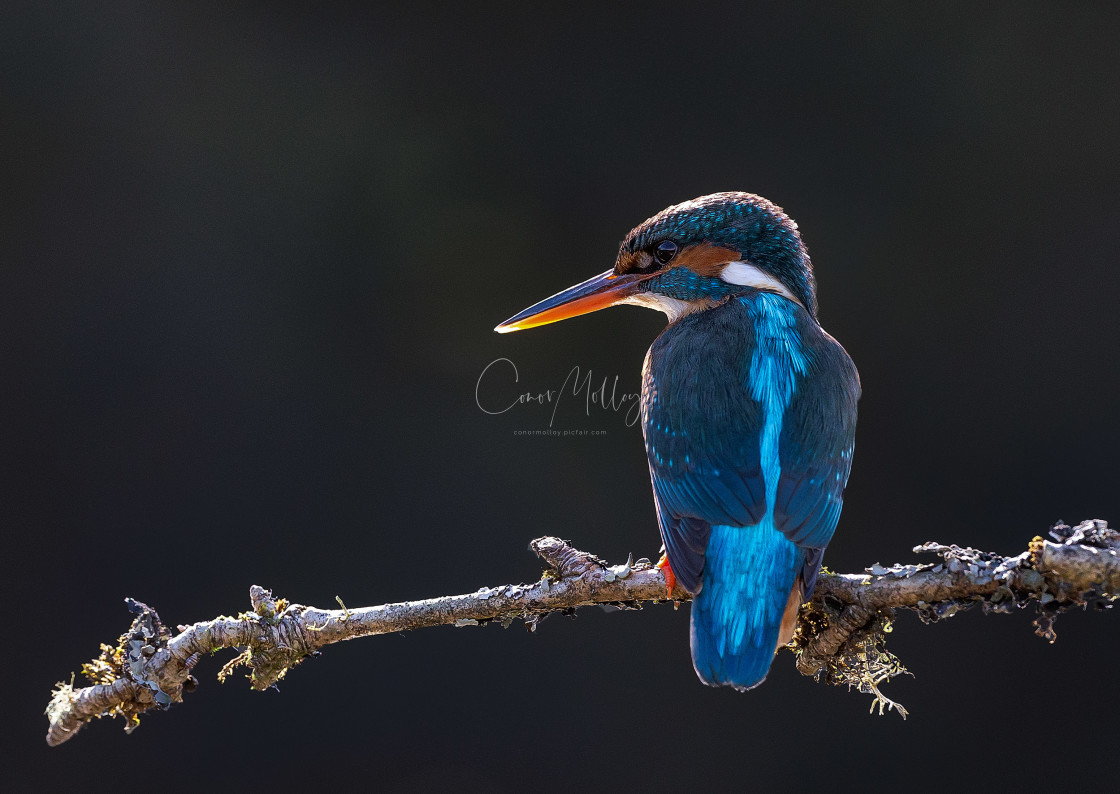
[675,242,742,278]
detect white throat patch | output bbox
[719,261,799,304]
[617,292,697,322]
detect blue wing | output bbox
[642,303,764,593]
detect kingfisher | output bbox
[495,192,859,691]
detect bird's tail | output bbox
[690,522,802,691]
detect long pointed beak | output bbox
[494,270,643,333]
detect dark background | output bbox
[5,2,1119,791]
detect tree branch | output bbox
[45,520,1118,745]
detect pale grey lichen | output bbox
[603,553,634,582]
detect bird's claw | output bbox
[656,553,676,598]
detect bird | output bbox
[494,192,859,691]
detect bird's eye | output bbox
[654,240,679,265]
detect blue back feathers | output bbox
[642,291,859,690]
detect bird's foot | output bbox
[656,553,676,599]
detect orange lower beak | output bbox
[494,270,643,333]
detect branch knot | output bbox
[529,536,607,578]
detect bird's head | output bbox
[495,192,815,333]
